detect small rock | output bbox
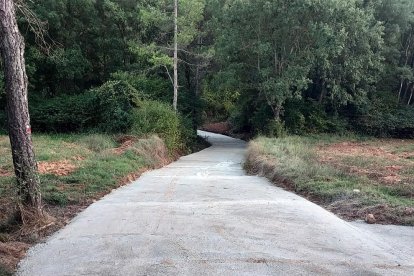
[353,189,360,193]
[365,214,376,224]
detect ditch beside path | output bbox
[17,131,414,275]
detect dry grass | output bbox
[245,135,414,226]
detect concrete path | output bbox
[18,131,414,276]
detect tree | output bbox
[374,0,414,105]
[173,0,178,111]
[208,0,384,134]
[132,0,205,111]
[0,0,42,210]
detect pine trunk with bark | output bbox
[0,0,42,210]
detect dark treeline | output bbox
[205,0,414,137]
[1,0,414,138]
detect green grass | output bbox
[390,143,414,154]
[0,132,175,273]
[0,133,169,207]
[246,135,414,225]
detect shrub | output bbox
[267,120,286,138]
[111,71,171,103]
[30,80,140,133]
[131,100,194,152]
[91,80,140,133]
[30,92,97,132]
[284,99,348,134]
[353,106,414,138]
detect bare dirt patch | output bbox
[246,136,414,226]
[319,141,397,160]
[113,139,136,155]
[38,160,77,176]
[0,168,11,177]
[202,122,231,135]
[317,141,413,185]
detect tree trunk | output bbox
[0,0,42,210]
[397,79,406,104]
[319,79,327,103]
[173,0,178,111]
[408,86,414,106]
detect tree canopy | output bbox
[0,0,413,137]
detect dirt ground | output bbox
[38,161,77,176]
[317,139,414,224]
[201,122,231,135]
[317,140,414,186]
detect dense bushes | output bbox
[229,97,348,137]
[91,81,140,133]
[131,100,195,151]
[30,80,140,133]
[26,81,194,152]
[353,106,414,138]
[283,100,348,135]
[30,92,97,132]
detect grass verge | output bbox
[245,135,414,226]
[0,133,176,273]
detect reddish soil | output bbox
[0,168,11,177]
[319,141,396,160]
[317,141,414,185]
[38,160,77,176]
[113,139,135,155]
[202,122,231,135]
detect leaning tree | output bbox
[0,0,42,211]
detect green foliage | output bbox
[209,0,383,123]
[91,80,140,133]
[111,71,171,103]
[202,88,239,122]
[354,106,414,138]
[43,191,69,206]
[30,81,140,133]
[30,92,97,132]
[284,100,348,135]
[267,120,286,138]
[1,0,413,142]
[131,100,194,151]
[203,0,414,136]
